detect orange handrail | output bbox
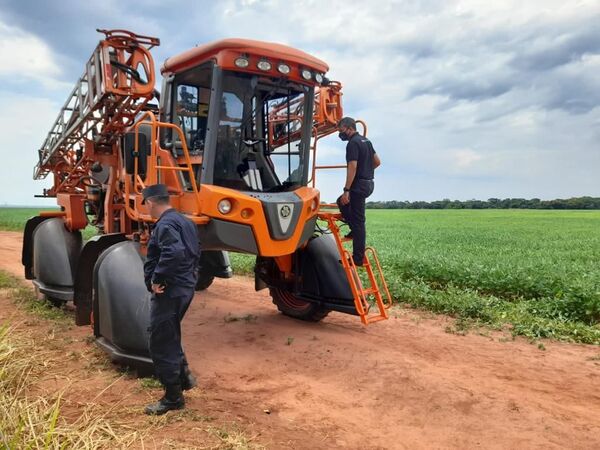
[124,110,205,222]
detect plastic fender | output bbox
[93,241,151,356]
[32,218,82,291]
[299,234,353,301]
[73,233,128,326]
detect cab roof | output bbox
[161,38,329,75]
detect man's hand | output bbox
[340,191,350,205]
[152,283,165,294]
[373,153,381,169]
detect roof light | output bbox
[257,60,272,71]
[235,57,249,68]
[301,69,312,80]
[277,63,290,75]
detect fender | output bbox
[30,218,82,301]
[92,240,153,371]
[256,233,356,314]
[22,216,54,280]
[73,233,128,326]
[298,233,354,302]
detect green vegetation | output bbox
[369,210,600,344]
[0,271,71,324]
[367,196,600,210]
[0,207,97,239]
[0,208,58,231]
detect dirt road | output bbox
[1,230,599,449]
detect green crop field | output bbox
[0,208,58,231]
[1,207,599,344]
[367,210,600,344]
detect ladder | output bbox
[318,209,393,325]
[34,29,160,184]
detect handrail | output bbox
[124,110,202,222]
[309,119,368,189]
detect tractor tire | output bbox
[269,287,330,322]
[195,274,215,291]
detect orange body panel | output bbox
[57,193,87,231]
[196,184,320,256]
[162,38,329,78]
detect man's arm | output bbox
[373,152,381,169]
[344,160,358,190]
[151,224,185,287]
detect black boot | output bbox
[144,384,185,415]
[181,364,198,391]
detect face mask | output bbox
[338,131,349,141]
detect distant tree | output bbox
[364,197,600,210]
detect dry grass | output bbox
[0,271,265,449]
[0,322,149,449]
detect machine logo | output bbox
[277,203,294,234]
[280,205,291,218]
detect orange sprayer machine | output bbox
[22,30,391,368]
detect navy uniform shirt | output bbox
[345,133,376,185]
[144,208,200,296]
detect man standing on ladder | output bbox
[142,183,200,415]
[336,117,381,266]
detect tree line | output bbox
[366,197,600,210]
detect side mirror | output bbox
[123,131,149,176]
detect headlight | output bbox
[217,199,232,214]
[235,57,249,68]
[257,60,272,71]
[301,69,312,80]
[315,73,323,83]
[277,63,290,74]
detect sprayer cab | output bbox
[154,39,330,256]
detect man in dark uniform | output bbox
[142,184,200,415]
[336,117,381,266]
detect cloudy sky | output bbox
[0,0,598,205]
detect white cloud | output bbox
[0,92,57,206]
[452,149,483,170]
[0,20,69,90]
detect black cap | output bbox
[141,183,169,204]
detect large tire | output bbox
[195,274,215,291]
[269,287,330,322]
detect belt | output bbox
[358,177,374,181]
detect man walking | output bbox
[336,117,381,266]
[142,183,200,415]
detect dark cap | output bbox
[141,183,169,204]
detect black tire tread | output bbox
[269,287,330,322]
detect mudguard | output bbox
[298,233,354,302]
[31,218,82,300]
[73,233,128,326]
[22,216,53,279]
[93,241,152,369]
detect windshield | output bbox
[213,71,313,192]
